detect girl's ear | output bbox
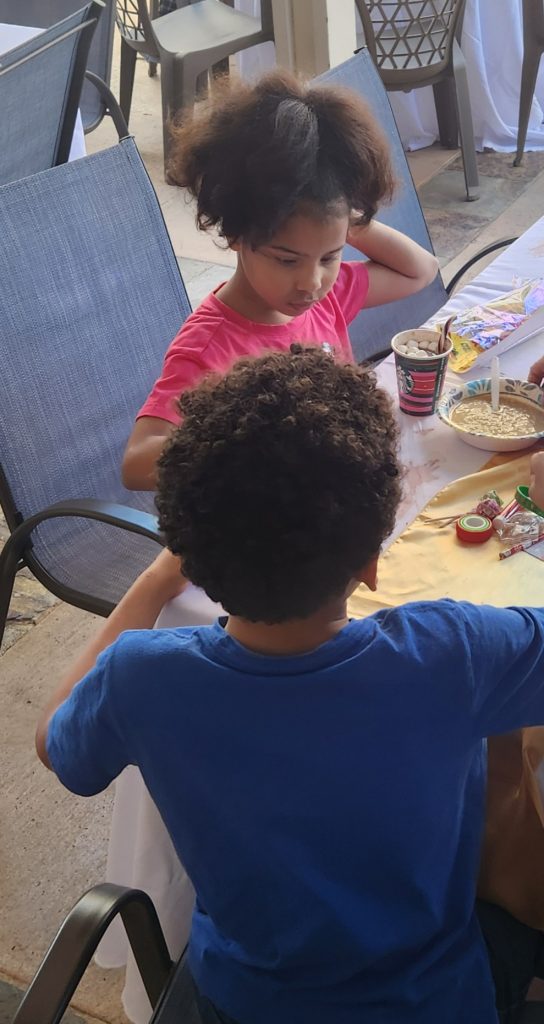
[228,238,242,253]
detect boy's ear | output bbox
[356,556,379,592]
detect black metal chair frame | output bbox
[11,882,544,1023]
[12,885,174,1024]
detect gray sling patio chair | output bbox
[0,130,192,649]
[355,0,479,201]
[0,0,116,132]
[514,0,544,168]
[0,3,102,184]
[318,49,513,364]
[11,883,544,1024]
[115,0,274,172]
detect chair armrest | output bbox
[8,497,162,558]
[13,884,173,1024]
[445,238,518,295]
[84,71,130,138]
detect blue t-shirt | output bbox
[47,600,544,1024]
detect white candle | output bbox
[491,355,500,412]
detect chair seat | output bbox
[151,0,265,57]
[31,509,161,610]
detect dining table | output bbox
[234,0,544,154]
[95,218,544,1023]
[0,22,86,161]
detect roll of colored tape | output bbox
[456,514,493,544]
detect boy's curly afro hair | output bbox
[156,346,401,624]
[168,69,395,245]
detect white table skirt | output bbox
[234,0,544,153]
[97,216,544,1023]
[0,23,86,162]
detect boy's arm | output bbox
[348,220,439,308]
[122,416,174,491]
[35,549,187,768]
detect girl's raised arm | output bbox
[348,220,439,309]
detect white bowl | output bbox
[437,378,544,452]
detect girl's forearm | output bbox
[348,220,438,282]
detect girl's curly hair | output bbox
[168,69,395,245]
[156,346,401,624]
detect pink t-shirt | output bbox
[138,261,369,424]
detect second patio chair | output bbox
[514,0,544,167]
[0,3,102,184]
[0,0,116,132]
[115,0,274,172]
[0,131,192,648]
[355,0,479,201]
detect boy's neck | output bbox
[224,598,350,657]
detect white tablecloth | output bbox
[96,216,544,1023]
[0,23,86,162]
[235,0,544,153]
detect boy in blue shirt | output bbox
[37,347,544,1024]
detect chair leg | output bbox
[119,39,138,127]
[433,79,459,149]
[0,535,24,650]
[514,41,543,166]
[159,53,197,178]
[451,40,480,202]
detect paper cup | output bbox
[392,329,452,417]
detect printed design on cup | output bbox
[396,365,414,394]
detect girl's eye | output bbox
[276,257,297,266]
[321,255,340,265]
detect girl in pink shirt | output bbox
[123,69,438,491]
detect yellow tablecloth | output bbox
[348,449,544,929]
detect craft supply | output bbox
[438,315,454,355]
[499,533,544,560]
[491,356,500,412]
[493,496,525,531]
[456,514,494,544]
[494,509,541,541]
[516,484,544,518]
[448,279,544,373]
[475,497,502,519]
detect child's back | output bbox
[40,349,544,1023]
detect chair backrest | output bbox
[0,137,192,604]
[0,6,101,183]
[317,49,447,363]
[115,0,157,55]
[0,0,116,131]
[355,0,466,84]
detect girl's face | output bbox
[232,209,350,322]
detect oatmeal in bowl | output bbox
[437,378,544,452]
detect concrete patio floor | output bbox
[2,34,544,1024]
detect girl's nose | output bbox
[296,264,321,295]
